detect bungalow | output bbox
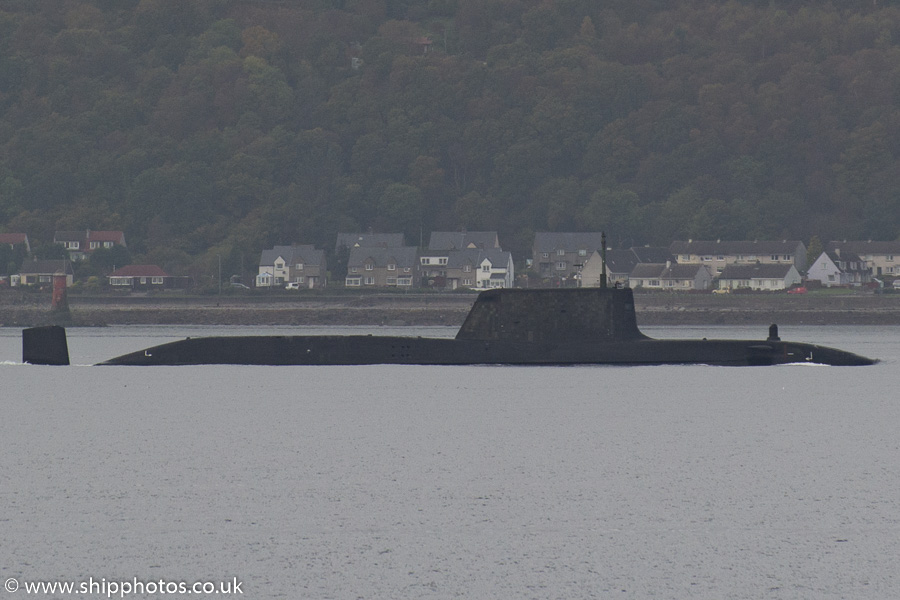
[806,250,872,288]
[14,259,74,287]
[826,241,900,277]
[108,265,190,290]
[532,232,606,282]
[0,233,30,253]
[345,246,418,287]
[54,229,126,261]
[717,264,803,291]
[629,262,713,291]
[670,240,807,275]
[257,245,327,289]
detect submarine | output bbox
[22,286,876,367]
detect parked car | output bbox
[285,282,301,290]
[230,283,250,290]
[711,288,730,294]
[787,286,807,294]
[893,280,900,290]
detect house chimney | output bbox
[835,248,841,258]
[665,260,671,270]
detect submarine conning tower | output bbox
[455,287,647,343]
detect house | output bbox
[717,264,803,291]
[53,229,126,261]
[532,232,606,282]
[335,233,405,253]
[806,250,872,288]
[107,265,190,290]
[825,241,900,277]
[13,259,74,287]
[421,231,502,285]
[580,246,675,288]
[0,233,30,253]
[670,240,807,275]
[345,246,418,287]
[629,262,713,291]
[257,245,327,289]
[443,248,514,290]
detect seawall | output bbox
[2,290,900,327]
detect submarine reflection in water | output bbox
[22,288,876,367]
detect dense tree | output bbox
[2,0,900,281]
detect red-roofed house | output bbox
[0,233,30,253]
[54,229,126,260]
[108,265,189,291]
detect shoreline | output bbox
[3,290,900,327]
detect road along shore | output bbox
[2,291,899,327]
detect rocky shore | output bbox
[2,289,900,327]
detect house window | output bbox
[541,252,549,259]
[296,276,305,284]
[364,276,375,285]
[104,241,113,248]
[404,267,410,273]
[346,277,361,286]
[717,255,724,261]
[578,249,586,256]
[140,277,147,284]
[152,277,164,284]
[65,241,79,249]
[295,263,303,270]
[397,277,412,286]
[110,277,130,286]
[438,257,448,265]
[39,275,51,283]
[463,279,472,286]
[275,262,283,269]
[556,249,565,256]
[888,255,894,262]
[771,255,779,261]
[463,265,471,272]
[556,262,567,270]
[387,263,396,271]
[90,241,100,249]
[350,267,358,273]
[386,277,397,285]
[365,263,374,271]
[649,280,660,286]
[482,264,490,272]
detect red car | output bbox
[787,286,807,294]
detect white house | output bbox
[473,249,515,289]
[806,250,872,287]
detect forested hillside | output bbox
[2,0,900,278]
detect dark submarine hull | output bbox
[96,334,875,366]
[24,287,876,366]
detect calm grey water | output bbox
[2,325,899,599]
